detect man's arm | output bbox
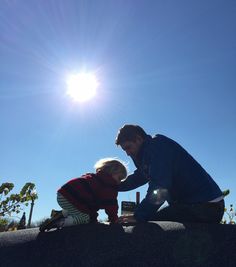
[118,170,148,192]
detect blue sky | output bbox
[0,0,235,223]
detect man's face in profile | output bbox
[120,136,143,159]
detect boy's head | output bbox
[115,124,148,159]
[94,158,127,184]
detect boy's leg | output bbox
[40,193,91,232]
[57,193,90,226]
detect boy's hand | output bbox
[118,215,137,224]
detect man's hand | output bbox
[118,215,137,224]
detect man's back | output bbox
[146,134,223,204]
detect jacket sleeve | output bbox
[118,170,149,192]
[141,147,171,206]
[147,142,173,190]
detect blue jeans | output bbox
[134,198,224,223]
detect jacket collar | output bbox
[133,135,152,167]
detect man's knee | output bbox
[134,199,158,222]
[134,209,148,222]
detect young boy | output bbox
[40,158,127,232]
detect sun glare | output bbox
[66,72,98,102]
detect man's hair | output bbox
[115,124,148,145]
[94,158,127,181]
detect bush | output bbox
[0,182,38,217]
[222,204,236,224]
[0,182,38,230]
[0,218,8,232]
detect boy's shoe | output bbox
[39,211,64,232]
[50,209,63,218]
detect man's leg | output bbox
[150,200,225,223]
[134,198,160,222]
[150,203,196,223]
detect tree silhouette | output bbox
[0,182,38,218]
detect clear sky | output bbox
[0,0,235,223]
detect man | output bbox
[116,124,225,223]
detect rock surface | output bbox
[0,221,236,267]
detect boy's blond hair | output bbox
[94,158,127,181]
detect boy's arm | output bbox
[118,170,149,192]
[104,201,119,223]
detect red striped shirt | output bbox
[58,171,119,223]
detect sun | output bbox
[66,72,98,102]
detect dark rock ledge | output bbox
[0,221,235,267]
